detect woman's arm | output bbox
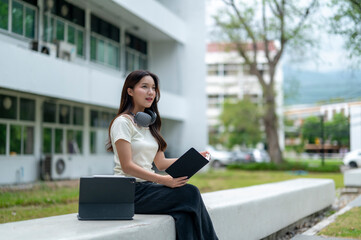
[154,150,211,171]
[115,139,188,188]
[153,151,177,171]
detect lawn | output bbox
[318,207,361,238]
[0,169,343,224]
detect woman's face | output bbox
[128,75,156,111]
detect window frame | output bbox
[0,0,38,40]
[0,92,36,156]
[90,31,120,69]
[43,12,85,57]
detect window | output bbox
[224,64,239,76]
[90,14,120,69]
[73,106,83,126]
[89,109,115,154]
[207,64,219,76]
[9,125,33,155]
[20,98,35,121]
[59,104,70,124]
[8,0,36,39]
[42,127,52,154]
[43,102,56,123]
[125,33,148,72]
[43,7,85,57]
[0,94,17,119]
[0,0,9,30]
[67,129,82,154]
[0,123,6,154]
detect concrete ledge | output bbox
[1,214,175,240]
[203,178,335,240]
[344,168,361,187]
[0,178,334,240]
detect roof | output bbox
[207,42,277,53]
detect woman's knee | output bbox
[179,184,201,199]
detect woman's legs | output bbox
[134,182,218,240]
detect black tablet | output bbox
[165,147,209,178]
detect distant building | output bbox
[284,101,361,152]
[205,42,284,149]
[0,0,207,185]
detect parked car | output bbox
[232,150,253,163]
[343,149,361,168]
[248,149,270,163]
[206,146,233,168]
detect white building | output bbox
[0,0,207,185]
[206,42,284,149]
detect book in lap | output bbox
[78,175,136,220]
[165,147,209,178]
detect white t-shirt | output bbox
[110,115,158,182]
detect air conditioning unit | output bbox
[30,41,57,58]
[51,155,72,180]
[57,41,76,61]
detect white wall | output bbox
[350,106,361,151]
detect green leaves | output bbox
[219,98,263,148]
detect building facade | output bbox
[206,42,284,149]
[284,101,361,152]
[0,0,207,185]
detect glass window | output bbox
[73,106,83,125]
[90,110,98,127]
[10,125,21,155]
[67,25,75,44]
[20,98,35,121]
[0,124,6,154]
[55,128,63,153]
[0,94,17,119]
[43,102,56,123]
[23,126,34,154]
[97,39,105,63]
[101,112,110,128]
[43,14,54,42]
[0,0,8,30]
[56,19,64,41]
[25,7,35,38]
[11,1,23,35]
[59,104,70,124]
[42,128,52,154]
[75,130,82,153]
[77,30,83,56]
[90,131,96,154]
[67,129,82,154]
[126,50,134,72]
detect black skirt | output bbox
[134,182,219,240]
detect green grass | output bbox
[0,169,343,223]
[189,169,343,192]
[318,207,361,238]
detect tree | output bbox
[301,116,322,144]
[214,0,319,163]
[329,0,361,60]
[219,99,262,149]
[325,113,350,147]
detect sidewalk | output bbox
[292,194,361,240]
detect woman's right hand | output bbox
[158,175,188,188]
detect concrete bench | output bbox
[0,178,334,240]
[344,168,361,187]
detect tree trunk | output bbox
[263,89,283,163]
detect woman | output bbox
[107,70,218,240]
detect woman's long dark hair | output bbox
[106,70,167,152]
